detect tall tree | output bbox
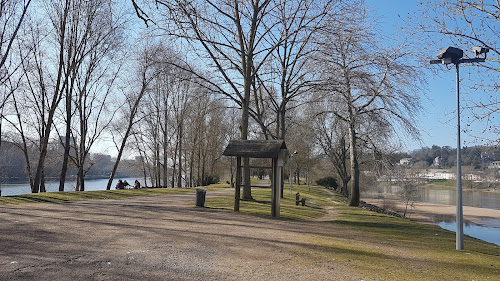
[19,0,73,192]
[106,42,169,190]
[314,5,423,206]
[58,0,125,191]
[254,0,344,140]
[133,0,288,200]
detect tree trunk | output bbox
[40,169,46,193]
[177,123,183,188]
[59,81,73,192]
[241,95,252,200]
[106,82,147,190]
[348,123,360,206]
[171,138,178,188]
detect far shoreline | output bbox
[363,197,500,228]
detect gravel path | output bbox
[0,191,363,280]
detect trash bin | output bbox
[195,188,207,207]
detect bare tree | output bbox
[57,0,125,191]
[106,42,167,190]
[314,6,423,206]
[312,110,350,196]
[133,0,292,200]
[0,1,32,145]
[254,0,346,141]
[15,1,73,192]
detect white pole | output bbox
[456,63,464,250]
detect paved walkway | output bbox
[0,191,361,280]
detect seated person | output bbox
[116,179,125,190]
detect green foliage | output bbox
[315,176,338,189]
[410,145,499,169]
[201,174,220,186]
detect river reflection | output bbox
[363,185,500,210]
[363,184,500,246]
[437,221,500,246]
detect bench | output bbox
[295,192,306,206]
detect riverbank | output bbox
[363,197,500,228]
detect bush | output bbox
[201,175,220,186]
[315,177,338,190]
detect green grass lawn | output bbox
[205,183,500,280]
[204,184,329,220]
[0,183,232,205]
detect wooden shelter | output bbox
[222,140,289,218]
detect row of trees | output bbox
[0,0,497,207]
[394,145,500,170]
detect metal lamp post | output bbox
[289,151,297,195]
[430,46,488,250]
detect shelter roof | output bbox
[222,140,287,158]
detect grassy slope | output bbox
[204,184,500,280]
[0,184,228,205]
[1,183,498,280]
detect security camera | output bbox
[473,46,489,57]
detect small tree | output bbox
[393,166,419,217]
[315,176,338,190]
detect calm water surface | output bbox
[437,221,500,246]
[364,185,500,246]
[364,185,500,210]
[0,177,141,197]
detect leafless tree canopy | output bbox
[0,0,438,207]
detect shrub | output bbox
[201,175,220,186]
[315,176,338,190]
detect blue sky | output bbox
[365,0,498,152]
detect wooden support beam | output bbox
[248,165,273,169]
[235,157,241,212]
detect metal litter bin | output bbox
[195,188,207,207]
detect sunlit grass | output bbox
[0,186,230,205]
[204,184,331,220]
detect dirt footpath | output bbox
[0,192,363,281]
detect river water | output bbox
[363,185,500,246]
[0,177,142,197]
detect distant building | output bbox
[488,161,500,169]
[91,153,111,163]
[399,158,412,165]
[432,156,441,167]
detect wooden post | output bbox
[271,159,276,217]
[235,157,241,212]
[271,158,281,218]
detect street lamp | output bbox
[289,151,298,195]
[430,46,488,250]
